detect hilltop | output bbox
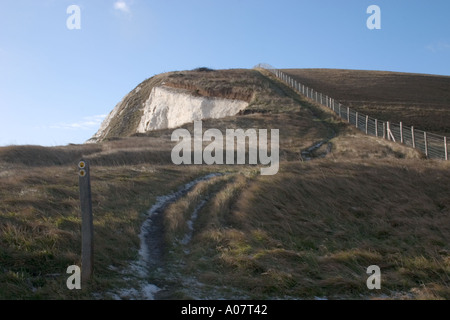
[88,68,284,143]
[89,68,450,143]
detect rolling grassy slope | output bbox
[282,69,450,136]
[0,68,448,300]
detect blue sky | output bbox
[0,0,449,146]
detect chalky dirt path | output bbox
[105,173,223,300]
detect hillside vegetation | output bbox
[91,68,304,142]
[0,68,448,300]
[283,69,450,136]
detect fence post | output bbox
[365,115,369,135]
[400,122,403,144]
[386,121,395,142]
[445,137,448,161]
[411,126,415,148]
[78,159,93,284]
[338,104,341,117]
[347,107,350,123]
[424,132,428,157]
[375,119,378,137]
[387,121,390,140]
[383,122,386,139]
[355,112,359,129]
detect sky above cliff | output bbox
[1,0,449,146]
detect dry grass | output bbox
[282,69,450,136]
[329,127,424,160]
[0,157,216,299]
[160,159,449,299]
[1,67,449,300]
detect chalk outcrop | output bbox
[88,85,248,143]
[136,86,248,133]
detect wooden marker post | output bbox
[78,159,93,284]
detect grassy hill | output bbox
[282,69,450,136]
[90,68,303,142]
[0,68,448,300]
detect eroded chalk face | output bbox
[171,121,279,176]
[136,86,249,133]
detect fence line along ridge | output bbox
[259,65,449,161]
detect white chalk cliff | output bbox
[136,86,248,132]
[88,85,248,143]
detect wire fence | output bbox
[259,65,449,161]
